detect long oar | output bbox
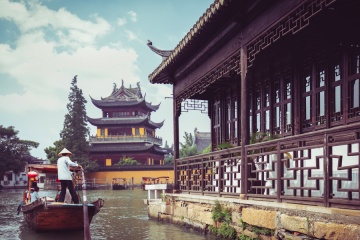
[81,170,91,240]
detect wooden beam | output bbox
[240,46,248,196]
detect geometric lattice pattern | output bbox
[181,99,208,114]
[247,0,336,67]
[175,127,360,209]
[175,54,240,113]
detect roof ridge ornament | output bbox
[147,40,172,61]
[112,83,117,94]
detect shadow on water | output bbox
[0,189,215,240]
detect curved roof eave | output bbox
[145,101,161,111]
[87,116,164,129]
[90,96,159,110]
[148,0,231,84]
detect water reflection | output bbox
[0,189,213,240]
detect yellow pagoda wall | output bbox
[86,170,174,184]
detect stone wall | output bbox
[147,194,360,239]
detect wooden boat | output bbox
[22,197,104,231]
[111,177,127,190]
[21,164,104,231]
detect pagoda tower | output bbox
[87,80,169,167]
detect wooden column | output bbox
[173,95,180,189]
[240,47,249,196]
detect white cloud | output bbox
[125,30,138,41]
[0,0,111,49]
[127,11,137,22]
[117,17,127,26]
[0,0,141,158]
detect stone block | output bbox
[232,211,242,226]
[188,207,213,225]
[279,214,308,234]
[242,208,276,230]
[314,222,360,240]
[160,203,172,215]
[173,206,188,219]
[148,205,160,219]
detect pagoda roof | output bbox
[87,115,164,129]
[90,80,160,111]
[90,96,160,111]
[89,143,169,154]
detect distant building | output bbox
[0,155,47,188]
[192,129,211,153]
[87,80,171,167]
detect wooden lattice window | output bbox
[249,91,253,135]
[226,99,231,141]
[330,56,343,126]
[273,75,292,136]
[264,82,271,133]
[348,51,360,120]
[315,63,326,127]
[252,81,271,134]
[213,100,221,147]
[225,96,239,144]
[301,60,327,132]
[249,81,273,133]
[233,97,238,141]
[254,86,262,133]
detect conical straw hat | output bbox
[58,148,72,156]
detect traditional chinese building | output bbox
[193,129,211,153]
[148,0,360,212]
[87,80,170,167]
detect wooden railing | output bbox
[175,123,360,209]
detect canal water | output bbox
[0,189,214,240]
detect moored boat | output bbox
[21,164,104,231]
[22,197,104,231]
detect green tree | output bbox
[179,131,198,158]
[164,153,174,165]
[114,156,140,166]
[202,144,211,154]
[44,140,65,164]
[0,125,39,177]
[59,75,98,172]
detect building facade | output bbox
[88,80,170,167]
[0,156,47,189]
[148,0,360,210]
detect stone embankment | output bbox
[147,194,360,239]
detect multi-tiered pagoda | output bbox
[88,80,169,167]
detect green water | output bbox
[0,189,213,240]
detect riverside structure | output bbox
[147,0,360,239]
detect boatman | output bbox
[57,148,82,204]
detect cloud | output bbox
[127,11,137,22]
[117,17,127,26]
[0,0,142,158]
[0,0,111,49]
[124,29,138,41]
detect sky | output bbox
[0,0,212,159]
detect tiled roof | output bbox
[148,0,232,83]
[193,131,211,153]
[90,96,160,111]
[104,80,143,100]
[87,115,164,128]
[89,143,169,154]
